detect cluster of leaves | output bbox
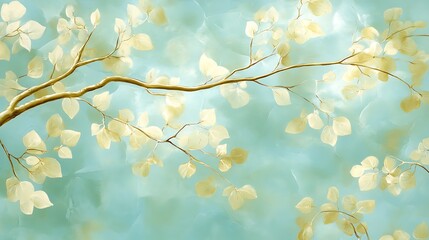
[380,222,429,240]
[0,0,166,102]
[0,1,45,55]
[64,81,255,209]
[235,1,354,147]
[0,2,428,239]
[339,8,429,110]
[351,137,429,196]
[410,137,429,165]
[285,112,351,147]
[3,119,80,214]
[0,1,46,100]
[0,0,261,214]
[295,186,374,239]
[58,1,165,74]
[6,177,52,215]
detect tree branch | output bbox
[0,59,347,126]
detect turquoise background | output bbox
[0,0,428,239]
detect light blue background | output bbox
[0,0,428,239]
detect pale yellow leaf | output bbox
[199,54,217,76]
[400,94,421,112]
[131,34,153,51]
[149,7,167,25]
[57,146,72,159]
[127,4,143,27]
[20,200,34,215]
[91,123,102,136]
[361,156,379,169]
[219,158,232,172]
[137,112,149,128]
[298,225,313,240]
[392,230,410,240]
[321,125,337,146]
[384,41,398,55]
[230,148,248,164]
[5,21,20,35]
[132,161,150,177]
[48,45,63,65]
[46,114,64,137]
[200,108,216,127]
[272,28,284,41]
[379,235,394,240]
[0,41,10,61]
[108,119,127,138]
[129,131,148,149]
[342,195,357,211]
[114,18,126,33]
[350,165,365,177]
[320,99,334,113]
[6,177,21,202]
[326,186,339,203]
[1,1,26,22]
[272,87,291,106]
[276,42,290,57]
[382,156,397,174]
[52,82,65,93]
[384,8,402,22]
[96,128,111,149]
[359,173,378,191]
[409,61,429,86]
[356,200,375,214]
[361,26,379,40]
[143,126,163,140]
[195,178,216,197]
[23,130,46,154]
[62,98,79,119]
[238,185,257,199]
[399,171,416,190]
[295,197,314,214]
[307,0,332,16]
[25,156,39,165]
[222,185,235,197]
[208,125,229,147]
[31,190,53,209]
[178,161,196,178]
[90,9,100,27]
[27,56,43,78]
[119,109,135,122]
[189,130,209,150]
[342,85,360,100]
[307,112,323,129]
[337,218,355,236]
[285,117,306,134]
[41,157,62,178]
[60,130,81,147]
[18,33,31,52]
[178,131,208,150]
[332,116,351,136]
[245,21,258,38]
[92,91,111,111]
[216,144,227,157]
[220,84,250,109]
[414,222,429,239]
[322,71,336,82]
[228,188,244,210]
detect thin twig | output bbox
[0,140,18,179]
